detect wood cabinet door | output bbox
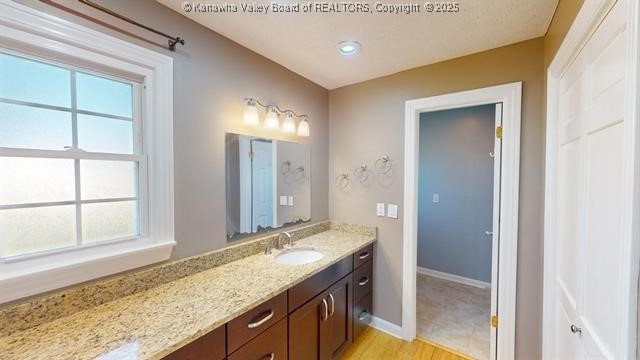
[288,289,328,360]
[322,274,352,360]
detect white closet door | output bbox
[553,1,633,358]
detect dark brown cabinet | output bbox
[163,244,374,360]
[289,274,352,360]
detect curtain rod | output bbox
[40,0,185,51]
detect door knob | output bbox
[484,231,493,236]
[570,324,582,334]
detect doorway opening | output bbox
[416,104,499,359]
[402,83,522,359]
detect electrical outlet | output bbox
[288,196,294,206]
[376,203,385,217]
[387,204,398,219]
[433,194,440,203]
[280,196,288,206]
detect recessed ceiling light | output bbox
[337,41,361,56]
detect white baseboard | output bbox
[369,315,403,339]
[417,266,491,289]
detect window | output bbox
[0,51,144,259]
[0,1,174,304]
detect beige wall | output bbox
[544,0,585,68]
[329,38,545,358]
[20,0,330,259]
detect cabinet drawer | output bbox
[353,293,372,340]
[229,317,287,360]
[353,244,373,269]
[353,260,372,304]
[163,325,225,360]
[289,256,352,312]
[227,292,287,354]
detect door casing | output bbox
[402,82,522,359]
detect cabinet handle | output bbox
[358,277,369,286]
[358,310,370,321]
[328,293,335,317]
[261,352,275,360]
[247,310,274,329]
[358,252,370,260]
[321,298,328,321]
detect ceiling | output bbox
[158,0,558,89]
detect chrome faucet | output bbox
[278,231,293,248]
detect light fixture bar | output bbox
[244,97,309,119]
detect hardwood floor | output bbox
[341,327,471,360]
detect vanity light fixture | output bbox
[337,40,361,56]
[242,98,260,126]
[282,113,296,133]
[297,117,310,137]
[242,98,310,137]
[264,106,280,129]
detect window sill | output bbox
[0,239,176,304]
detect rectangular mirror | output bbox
[225,133,311,241]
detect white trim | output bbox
[402,82,521,360]
[369,315,403,339]
[543,0,640,358]
[0,240,176,303]
[0,0,175,303]
[417,267,491,289]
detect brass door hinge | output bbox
[248,151,255,158]
[491,315,498,328]
[496,126,503,140]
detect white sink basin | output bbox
[274,248,324,265]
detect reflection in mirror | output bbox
[225,133,311,241]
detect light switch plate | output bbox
[288,196,294,206]
[387,204,398,219]
[280,196,288,206]
[432,194,440,203]
[376,203,386,217]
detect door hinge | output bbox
[491,315,498,328]
[496,126,503,140]
[248,151,255,159]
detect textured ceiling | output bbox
[158,0,558,89]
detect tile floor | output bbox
[416,273,491,359]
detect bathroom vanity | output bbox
[164,243,374,360]
[0,223,375,360]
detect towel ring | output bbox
[280,160,291,174]
[335,173,351,190]
[353,164,369,183]
[293,166,306,183]
[375,155,392,174]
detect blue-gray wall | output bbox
[417,104,495,283]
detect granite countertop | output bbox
[0,229,375,360]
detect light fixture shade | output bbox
[297,118,310,137]
[282,113,296,133]
[264,107,280,129]
[243,100,260,126]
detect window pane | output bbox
[0,103,72,150]
[0,157,75,205]
[78,114,133,154]
[0,205,76,257]
[81,160,137,200]
[76,72,132,118]
[82,200,138,244]
[0,52,71,107]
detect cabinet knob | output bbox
[570,324,582,334]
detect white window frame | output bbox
[0,0,175,303]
